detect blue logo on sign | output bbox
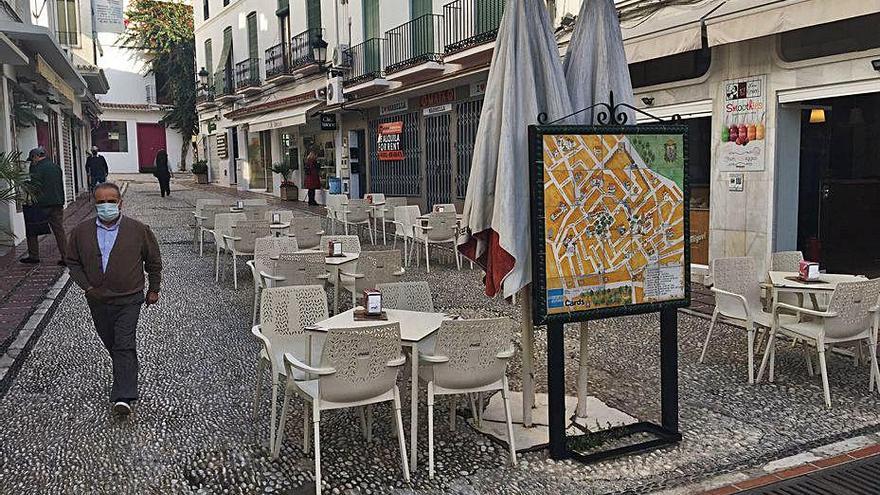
[547,289,564,308]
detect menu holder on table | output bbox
[354,309,388,321]
[327,240,345,257]
[272,212,281,224]
[798,260,821,282]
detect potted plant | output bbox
[272,160,298,201]
[192,160,209,184]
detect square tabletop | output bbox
[269,251,359,265]
[308,307,448,343]
[768,271,867,291]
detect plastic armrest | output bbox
[776,301,837,318]
[283,352,336,375]
[316,230,326,235]
[194,214,206,220]
[869,305,879,313]
[339,271,364,279]
[419,353,449,364]
[393,268,405,276]
[223,235,242,241]
[251,326,272,351]
[496,348,515,359]
[260,271,284,282]
[387,355,407,367]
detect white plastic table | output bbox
[367,202,387,244]
[269,222,290,237]
[767,271,867,310]
[307,307,449,471]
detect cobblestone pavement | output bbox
[2,178,880,494]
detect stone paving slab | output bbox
[2,179,880,494]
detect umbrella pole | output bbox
[576,321,589,418]
[520,286,535,427]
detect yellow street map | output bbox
[542,133,686,314]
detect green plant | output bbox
[272,161,294,185]
[119,0,197,171]
[0,152,35,204]
[191,160,208,175]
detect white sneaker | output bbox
[112,401,132,416]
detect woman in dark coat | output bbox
[154,149,172,197]
[303,149,321,206]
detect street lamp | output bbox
[198,67,209,88]
[312,34,328,67]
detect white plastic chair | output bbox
[252,285,328,452]
[339,250,405,306]
[288,216,325,250]
[342,199,375,244]
[277,323,410,494]
[260,251,329,288]
[699,257,796,384]
[243,206,270,222]
[197,204,232,257]
[193,199,224,250]
[392,205,421,266]
[324,194,348,234]
[223,220,271,289]
[213,212,246,282]
[247,236,300,325]
[757,278,880,407]
[365,193,386,244]
[379,197,407,246]
[413,212,461,273]
[376,281,434,312]
[418,317,517,478]
[318,235,361,254]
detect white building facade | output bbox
[193,0,880,278]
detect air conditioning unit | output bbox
[326,76,345,105]
[332,44,352,68]
[314,87,327,101]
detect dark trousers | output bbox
[158,176,171,197]
[26,206,66,260]
[88,301,141,402]
[307,188,317,205]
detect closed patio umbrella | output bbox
[562,0,636,417]
[458,0,573,426]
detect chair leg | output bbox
[817,345,832,408]
[449,395,457,431]
[269,378,279,450]
[468,393,479,427]
[232,253,239,290]
[366,404,373,443]
[699,309,718,364]
[214,247,221,282]
[427,382,435,479]
[273,382,292,459]
[313,404,322,495]
[502,376,517,466]
[869,337,880,393]
[803,343,814,377]
[747,327,756,385]
[757,329,777,382]
[392,386,411,482]
[253,357,265,419]
[199,230,205,257]
[382,221,386,245]
[358,406,368,440]
[303,403,310,454]
[425,241,431,273]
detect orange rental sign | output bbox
[377,121,404,161]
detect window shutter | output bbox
[205,39,213,74]
[306,0,321,32]
[247,13,258,60]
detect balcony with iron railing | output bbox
[343,38,384,88]
[234,58,261,92]
[264,42,289,81]
[290,27,324,70]
[384,14,445,75]
[56,30,79,46]
[196,74,215,106]
[214,70,236,101]
[443,0,504,54]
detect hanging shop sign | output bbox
[420,89,455,108]
[377,121,404,161]
[719,75,766,171]
[320,113,337,131]
[529,125,691,324]
[470,81,487,98]
[217,133,228,159]
[94,0,125,33]
[423,104,452,117]
[379,100,408,116]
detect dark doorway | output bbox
[349,129,366,199]
[230,126,239,185]
[797,93,880,276]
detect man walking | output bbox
[66,182,162,416]
[20,146,67,265]
[86,146,109,191]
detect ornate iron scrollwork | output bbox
[537,91,682,125]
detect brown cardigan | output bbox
[66,215,162,304]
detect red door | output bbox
[136,123,167,172]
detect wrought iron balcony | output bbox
[56,30,79,46]
[265,42,289,80]
[290,27,324,69]
[234,58,261,91]
[384,14,444,74]
[443,0,504,54]
[343,38,384,87]
[196,75,215,105]
[214,70,235,98]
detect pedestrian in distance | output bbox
[65,182,163,417]
[304,148,321,206]
[154,149,173,197]
[20,146,67,266]
[85,146,109,193]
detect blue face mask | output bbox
[96,203,120,222]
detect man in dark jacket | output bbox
[21,146,67,265]
[66,182,162,416]
[86,146,109,191]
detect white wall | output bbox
[98,109,192,174]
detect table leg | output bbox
[410,344,419,471]
[333,268,340,315]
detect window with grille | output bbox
[204,39,213,73]
[56,0,79,46]
[203,0,209,20]
[92,121,129,153]
[247,12,258,59]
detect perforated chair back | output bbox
[376,281,434,312]
[430,318,512,390]
[823,279,880,339]
[291,216,324,249]
[318,323,402,402]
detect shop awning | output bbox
[0,21,87,92]
[620,0,723,63]
[0,32,27,65]
[705,0,880,47]
[246,101,323,133]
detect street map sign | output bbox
[528,125,691,324]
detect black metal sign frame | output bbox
[527,96,688,463]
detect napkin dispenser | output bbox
[236,200,244,209]
[328,240,343,257]
[364,290,382,315]
[434,205,445,213]
[271,212,281,224]
[366,194,373,204]
[798,260,820,281]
